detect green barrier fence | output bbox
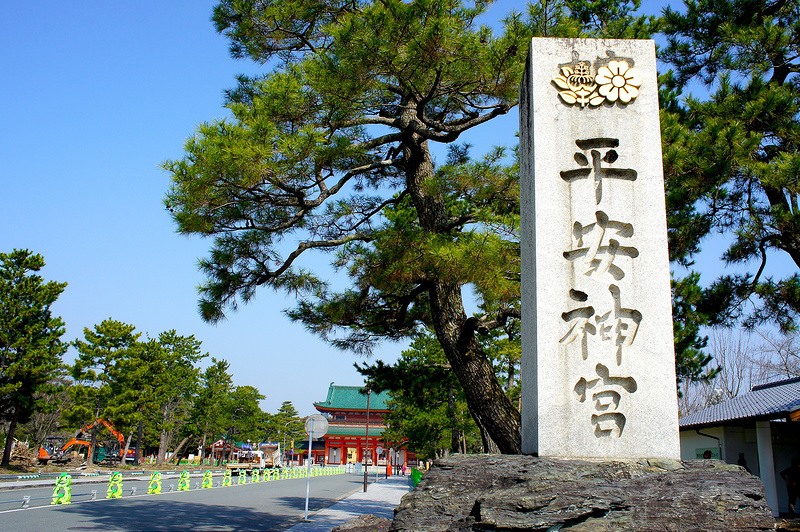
[51,473,72,505]
[410,468,423,487]
[45,466,350,505]
[106,472,123,499]
[147,472,162,494]
[201,471,213,489]
[177,471,190,491]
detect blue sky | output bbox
[2,0,786,417]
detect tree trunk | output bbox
[156,403,172,465]
[90,400,101,464]
[218,427,233,466]
[217,440,225,467]
[122,431,133,465]
[479,423,501,454]
[90,423,98,464]
[135,419,143,465]
[200,433,207,461]
[507,358,516,392]
[404,133,522,454]
[225,435,233,462]
[447,387,460,454]
[1,407,19,466]
[156,429,169,465]
[171,435,192,464]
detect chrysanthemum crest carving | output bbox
[552,52,643,108]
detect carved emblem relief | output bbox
[552,52,643,107]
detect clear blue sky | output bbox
[3,0,782,417]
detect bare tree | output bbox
[679,328,759,415]
[678,328,800,417]
[754,330,800,381]
[27,382,71,445]
[709,328,763,398]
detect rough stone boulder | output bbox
[391,455,774,532]
[332,514,392,532]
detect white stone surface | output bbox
[520,38,680,459]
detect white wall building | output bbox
[679,377,800,516]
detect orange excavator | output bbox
[38,436,91,465]
[39,418,128,465]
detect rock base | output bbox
[391,455,775,531]
[332,514,392,532]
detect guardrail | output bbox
[0,466,349,510]
[0,469,182,482]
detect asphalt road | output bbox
[0,472,367,531]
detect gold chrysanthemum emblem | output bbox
[551,56,643,107]
[595,60,642,103]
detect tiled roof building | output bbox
[315,384,391,411]
[679,376,800,517]
[311,382,416,470]
[680,376,800,429]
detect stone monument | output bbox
[376,39,774,532]
[346,38,775,532]
[520,38,680,459]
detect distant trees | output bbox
[357,330,512,458]
[65,324,275,465]
[0,250,68,466]
[0,249,289,467]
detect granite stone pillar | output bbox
[520,38,680,459]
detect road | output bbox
[0,472,368,531]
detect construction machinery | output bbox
[38,437,92,465]
[78,419,126,463]
[39,418,133,465]
[38,436,65,463]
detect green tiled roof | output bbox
[325,426,385,437]
[314,383,391,411]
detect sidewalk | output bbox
[286,474,412,532]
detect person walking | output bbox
[780,458,800,515]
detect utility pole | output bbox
[363,388,371,492]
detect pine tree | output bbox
[661,0,800,332]
[191,358,234,460]
[263,401,304,455]
[147,331,204,465]
[165,0,657,452]
[70,319,139,462]
[0,250,67,466]
[226,385,266,443]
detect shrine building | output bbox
[312,382,416,468]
